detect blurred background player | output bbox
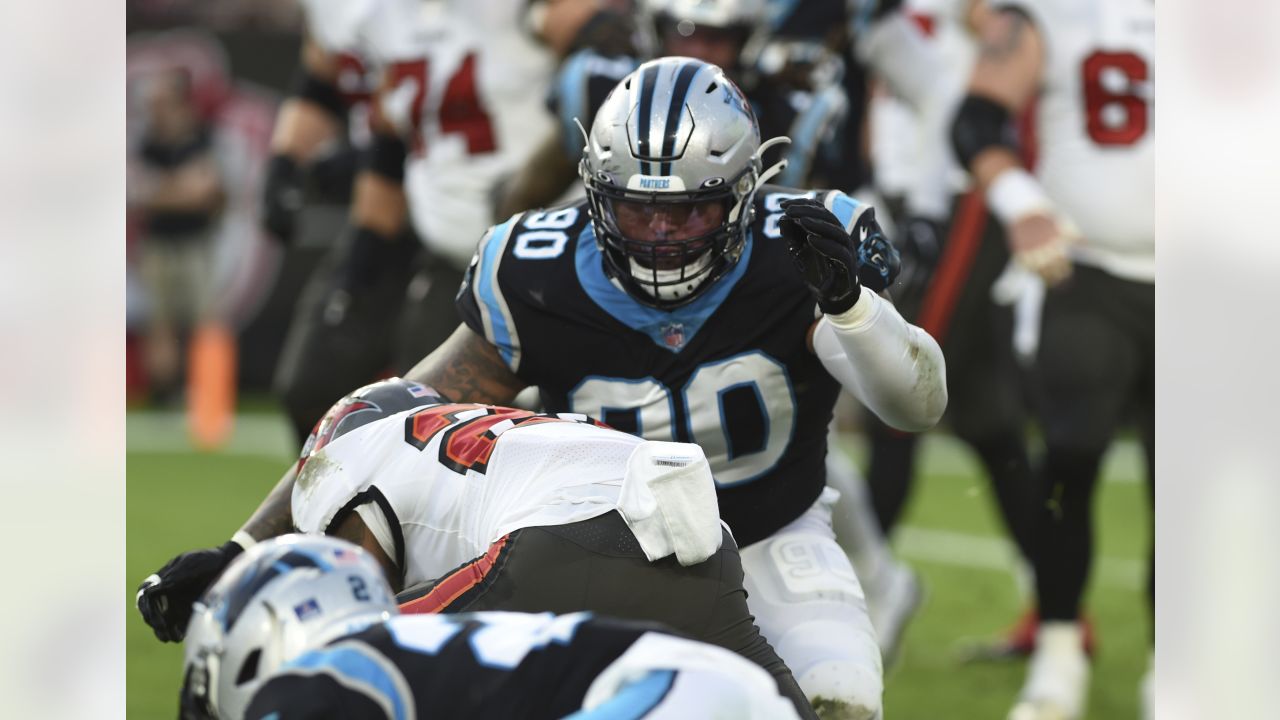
[267,0,635,444]
[950,0,1154,717]
[179,534,803,720]
[854,0,1049,661]
[128,67,227,407]
[496,0,851,218]
[263,0,427,447]
[144,378,816,717]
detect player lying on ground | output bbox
[144,377,817,718]
[180,534,802,720]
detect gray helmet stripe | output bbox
[635,63,661,175]
[659,61,704,176]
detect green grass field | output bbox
[127,410,1150,719]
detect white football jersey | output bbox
[292,404,642,590]
[998,0,1155,280]
[296,0,394,143]
[367,0,557,269]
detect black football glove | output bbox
[854,208,902,293]
[893,215,943,308]
[779,198,863,314]
[136,541,243,642]
[261,154,305,244]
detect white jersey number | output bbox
[569,350,796,487]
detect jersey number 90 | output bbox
[569,351,796,487]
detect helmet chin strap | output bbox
[755,135,792,187]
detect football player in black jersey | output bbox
[498,1,957,658]
[180,535,802,720]
[405,58,947,719]
[140,57,945,720]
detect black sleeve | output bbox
[245,673,390,720]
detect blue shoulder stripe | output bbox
[562,669,676,720]
[281,641,414,720]
[473,218,522,371]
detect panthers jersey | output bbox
[458,186,868,546]
[549,49,849,191]
[368,0,557,269]
[245,611,800,720]
[244,612,647,719]
[292,403,638,590]
[997,0,1154,281]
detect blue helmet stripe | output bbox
[635,64,661,175]
[659,61,703,176]
[284,644,412,720]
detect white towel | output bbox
[616,441,723,566]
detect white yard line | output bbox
[894,526,1145,590]
[836,433,1147,486]
[127,412,295,460]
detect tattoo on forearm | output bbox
[413,329,523,404]
[980,10,1027,61]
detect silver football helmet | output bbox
[180,535,396,719]
[580,57,788,307]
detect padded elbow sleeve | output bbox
[950,94,1020,170]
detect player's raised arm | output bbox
[782,196,948,432]
[950,5,1072,285]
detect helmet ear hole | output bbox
[235,649,262,686]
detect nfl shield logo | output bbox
[662,322,686,350]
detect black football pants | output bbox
[397,511,818,720]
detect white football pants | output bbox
[740,485,884,720]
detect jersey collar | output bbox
[574,226,754,353]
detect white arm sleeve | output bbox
[813,287,948,432]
